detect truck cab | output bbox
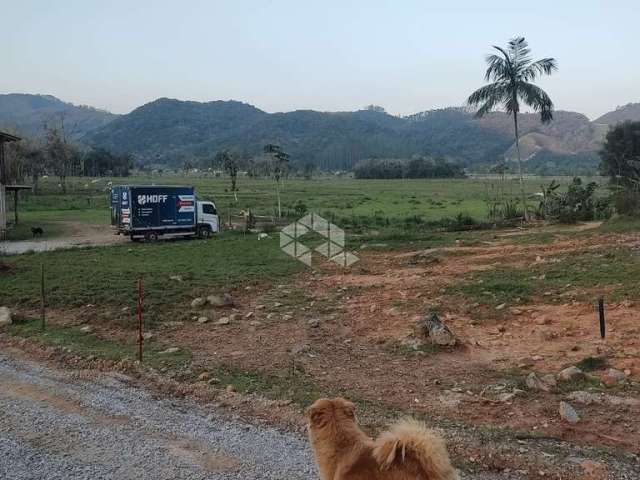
[196,201,219,238]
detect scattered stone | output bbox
[535,315,552,325]
[198,372,210,381]
[80,325,93,333]
[495,303,506,311]
[439,390,464,408]
[532,355,543,361]
[602,368,627,386]
[559,401,580,424]
[558,366,585,382]
[401,336,423,351]
[604,394,640,407]
[307,319,320,328]
[229,313,240,322]
[142,332,154,340]
[245,311,254,318]
[540,374,557,389]
[165,321,184,327]
[509,307,523,315]
[160,347,180,354]
[208,377,221,385]
[497,392,517,403]
[580,460,608,480]
[226,384,236,393]
[197,316,209,324]
[215,316,231,325]
[0,307,12,326]
[273,302,283,307]
[248,320,263,327]
[207,295,224,307]
[567,391,600,405]
[369,304,377,313]
[408,249,441,265]
[282,314,293,321]
[169,275,183,282]
[191,297,207,309]
[526,372,556,392]
[121,306,130,313]
[416,312,456,346]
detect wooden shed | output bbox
[0,131,22,239]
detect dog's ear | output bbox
[337,398,356,419]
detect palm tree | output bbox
[467,37,557,220]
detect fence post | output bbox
[40,263,45,330]
[598,297,606,339]
[138,276,144,362]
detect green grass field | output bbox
[4,174,603,240]
[0,233,303,321]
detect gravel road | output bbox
[0,352,317,480]
[0,352,544,480]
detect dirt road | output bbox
[0,223,126,255]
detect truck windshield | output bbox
[202,204,216,215]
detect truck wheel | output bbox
[198,227,211,239]
[145,232,159,242]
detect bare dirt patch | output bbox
[155,226,640,455]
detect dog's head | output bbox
[305,397,356,435]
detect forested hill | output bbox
[0,93,116,139]
[594,103,640,125]
[2,93,640,173]
[85,98,603,172]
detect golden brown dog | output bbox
[306,398,459,480]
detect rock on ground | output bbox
[190,297,207,309]
[526,372,557,392]
[602,368,627,386]
[417,312,456,346]
[559,401,581,424]
[207,293,234,308]
[558,366,585,382]
[0,307,12,326]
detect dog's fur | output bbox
[306,398,458,480]
[31,226,44,238]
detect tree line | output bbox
[353,156,466,179]
[3,125,132,193]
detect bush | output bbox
[612,189,640,216]
[537,177,611,223]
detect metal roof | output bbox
[4,185,32,191]
[0,131,21,142]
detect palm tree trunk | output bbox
[513,111,528,221]
[276,179,281,218]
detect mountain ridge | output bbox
[0,93,117,140]
[2,93,639,173]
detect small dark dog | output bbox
[31,227,44,238]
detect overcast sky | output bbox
[2,0,638,119]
